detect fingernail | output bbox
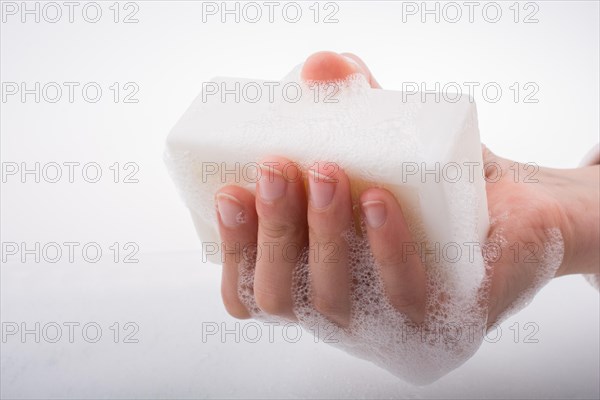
[362,200,387,229]
[216,193,245,228]
[258,165,286,202]
[308,169,336,209]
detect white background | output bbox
[1,1,599,399]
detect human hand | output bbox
[213,51,600,329]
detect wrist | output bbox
[555,165,600,277]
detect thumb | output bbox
[300,51,381,89]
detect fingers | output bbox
[216,162,428,326]
[360,188,427,323]
[307,163,353,327]
[253,157,308,320]
[215,186,258,319]
[301,51,381,89]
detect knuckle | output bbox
[259,219,297,241]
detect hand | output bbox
[213,51,600,329]
[482,148,599,324]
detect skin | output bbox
[214,51,600,328]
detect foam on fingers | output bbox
[163,63,568,384]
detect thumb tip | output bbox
[300,51,363,82]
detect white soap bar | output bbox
[166,70,489,294]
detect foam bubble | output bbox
[491,227,564,324]
[234,208,565,384]
[234,213,481,384]
[164,63,548,383]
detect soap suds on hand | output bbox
[237,214,564,385]
[164,64,564,384]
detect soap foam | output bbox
[489,226,564,325]
[236,212,564,385]
[236,215,483,385]
[166,65,564,384]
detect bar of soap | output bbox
[165,67,489,295]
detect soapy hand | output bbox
[214,51,600,328]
